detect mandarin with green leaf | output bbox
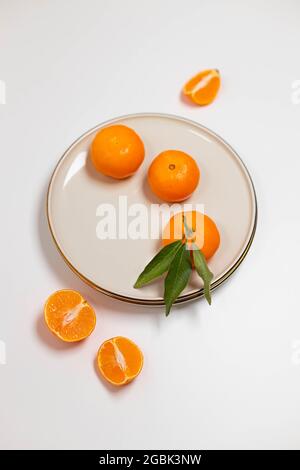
[134,211,219,314]
[162,210,220,261]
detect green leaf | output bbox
[192,244,213,305]
[134,240,182,288]
[164,244,192,316]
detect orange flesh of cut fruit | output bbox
[97,336,143,386]
[44,290,96,342]
[183,69,221,105]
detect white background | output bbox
[1,0,300,450]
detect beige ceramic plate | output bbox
[47,113,257,306]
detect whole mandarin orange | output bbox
[91,124,145,179]
[162,211,220,260]
[147,150,200,202]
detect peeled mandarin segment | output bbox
[90,124,145,179]
[97,337,143,386]
[162,211,220,260]
[183,69,213,94]
[44,290,96,342]
[192,75,220,105]
[183,69,220,105]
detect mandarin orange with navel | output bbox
[147,150,200,202]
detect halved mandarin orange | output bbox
[183,69,221,105]
[44,290,96,342]
[97,336,143,386]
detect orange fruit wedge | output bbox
[44,290,96,342]
[183,69,221,105]
[97,336,143,386]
